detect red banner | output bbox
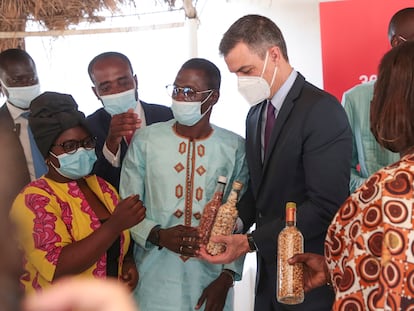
[319,0,413,101]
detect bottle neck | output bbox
[213,182,226,200]
[226,188,240,205]
[286,220,296,227]
[285,206,296,226]
[216,181,226,192]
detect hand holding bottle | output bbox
[198,234,249,264]
[288,253,330,292]
[206,181,242,255]
[277,202,304,305]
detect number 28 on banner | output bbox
[359,74,377,84]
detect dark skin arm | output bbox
[120,241,139,291]
[54,194,145,280]
[148,224,200,256]
[288,253,330,292]
[195,271,234,311]
[106,109,140,154]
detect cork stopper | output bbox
[286,202,296,209]
[218,176,227,184]
[232,180,243,191]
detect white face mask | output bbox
[171,92,213,126]
[1,79,41,110]
[237,51,278,107]
[100,88,137,116]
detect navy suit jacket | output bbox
[238,73,352,311]
[0,104,31,213]
[86,101,173,190]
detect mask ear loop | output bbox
[269,66,278,89]
[260,51,270,78]
[260,51,278,90]
[200,90,214,118]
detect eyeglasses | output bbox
[165,84,213,101]
[399,35,408,42]
[52,136,97,154]
[398,34,414,42]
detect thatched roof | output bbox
[0,0,134,51]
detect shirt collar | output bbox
[6,101,26,121]
[269,69,298,112]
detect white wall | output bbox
[24,0,323,138]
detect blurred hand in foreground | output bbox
[23,277,139,311]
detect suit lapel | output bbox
[0,104,31,204]
[245,100,266,196]
[262,74,305,170]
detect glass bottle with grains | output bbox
[277,202,304,305]
[206,180,243,255]
[198,176,227,245]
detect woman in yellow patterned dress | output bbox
[289,41,414,310]
[10,92,145,294]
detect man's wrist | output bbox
[105,138,120,155]
[246,233,258,252]
[221,269,235,287]
[148,226,163,249]
[103,141,121,167]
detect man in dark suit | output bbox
[0,48,44,213]
[86,52,173,190]
[199,15,352,311]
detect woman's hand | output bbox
[121,256,139,291]
[109,194,146,233]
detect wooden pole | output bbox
[0,22,184,38]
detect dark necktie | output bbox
[22,112,48,178]
[264,100,276,153]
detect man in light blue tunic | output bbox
[342,7,414,193]
[342,81,399,193]
[120,58,248,311]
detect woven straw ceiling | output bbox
[0,0,138,51]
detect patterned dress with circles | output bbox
[325,153,414,310]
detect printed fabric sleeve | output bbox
[10,185,74,283]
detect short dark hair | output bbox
[180,58,221,90]
[219,14,289,61]
[87,51,134,82]
[388,7,414,42]
[370,41,414,153]
[0,48,36,77]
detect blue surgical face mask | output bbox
[100,88,137,116]
[50,148,97,180]
[171,92,213,126]
[0,79,41,110]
